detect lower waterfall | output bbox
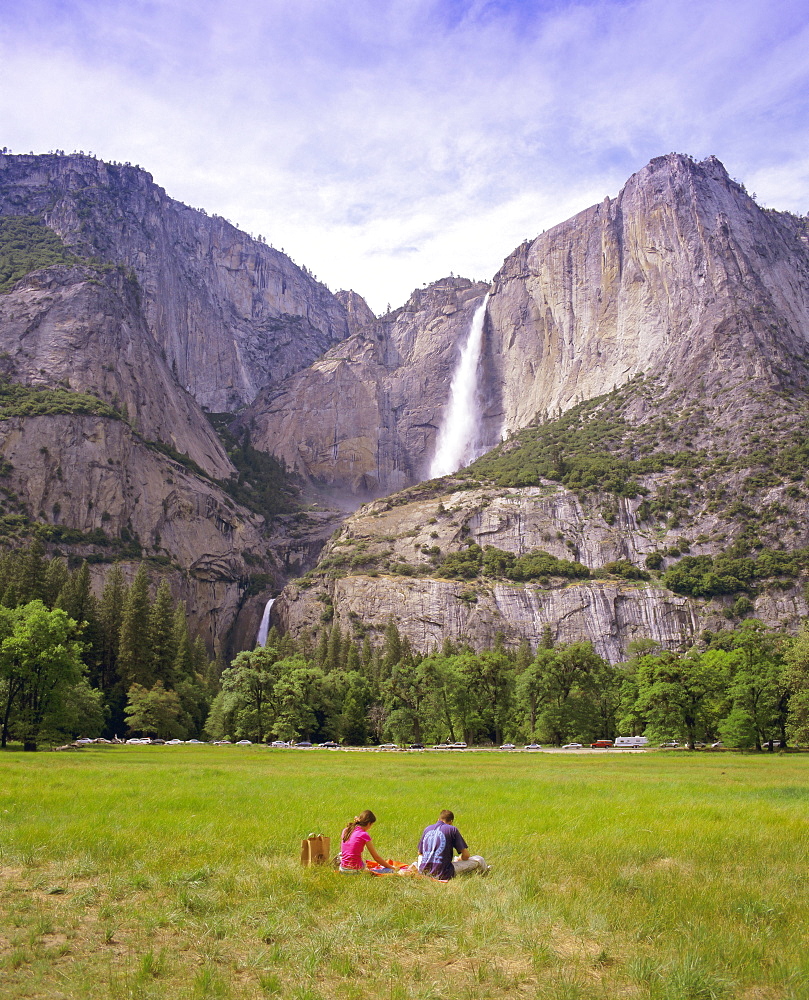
[429,292,490,478]
[256,598,275,647]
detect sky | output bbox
[1,0,808,314]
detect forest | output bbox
[2,543,809,752]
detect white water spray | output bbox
[429,293,490,478]
[256,598,275,647]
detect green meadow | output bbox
[1,748,807,1000]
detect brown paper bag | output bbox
[300,835,331,866]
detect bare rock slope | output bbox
[0,153,351,412]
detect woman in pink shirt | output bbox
[339,810,391,872]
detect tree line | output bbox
[0,543,215,750]
[3,542,809,750]
[210,617,809,751]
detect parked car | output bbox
[186,739,203,744]
[524,743,542,750]
[235,740,252,746]
[710,741,724,749]
[659,741,680,748]
[270,740,288,747]
[409,743,425,750]
[561,743,583,749]
[451,742,467,749]
[318,741,339,748]
[165,739,183,745]
[295,741,313,748]
[499,743,516,750]
[376,743,398,750]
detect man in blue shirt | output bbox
[417,809,483,880]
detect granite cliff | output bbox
[0,154,356,653]
[238,277,492,496]
[273,155,809,660]
[2,151,809,661]
[0,152,351,412]
[243,154,809,498]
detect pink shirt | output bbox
[340,827,371,869]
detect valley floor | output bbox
[1,747,807,999]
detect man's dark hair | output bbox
[439,809,454,823]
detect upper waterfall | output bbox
[429,292,490,478]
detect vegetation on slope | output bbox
[0,215,81,292]
[0,374,123,420]
[206,413,301,518]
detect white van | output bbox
[613,736,648,749]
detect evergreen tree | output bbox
[16,539,47,604]
[515,639,532,674]
[43,557,69,607]
[118,565,153,688]
[148,579,176,685]
[172,604,193,681]
[326,621,342,671]
[56,561,94,623]
[382,619,402,675]
[96,564,126,691]
[314,628,329,670]
[361,635,373,673]
[345,641,360,673]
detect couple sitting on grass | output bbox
[339,808,487,880]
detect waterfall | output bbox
[257,598,275,647]
[429,292,490,478]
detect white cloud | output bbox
[1,0,808,312]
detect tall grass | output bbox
[1,747,807,998]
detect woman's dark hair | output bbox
[342,809,377,842]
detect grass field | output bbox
[1,747,808,1000]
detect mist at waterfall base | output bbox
[429,293,490,478]
[257,598,275,647]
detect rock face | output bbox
[0,153,357,654]
[486,154,809,432]
[274,478,809,662]
[3,150,809,661]
[0,265,232,478]
[0,153,351,412]
[236,154,809,495]
[279,574,702,664]
[0,411,275,654]
[240,278,493,495]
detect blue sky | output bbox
[1,0,808,313]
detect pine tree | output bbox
[57,561,93,623]
[171,604,193,681]
[515,639,532,674]
[382,619,402,675]
[97,564,126,692]
[148,579,176,685]
[43,557,69,608]
[345,641,360,673]
[314,628,329,670]
[361,635,373,673]
[118,565,153,688]
[326,622,342,671]
[16,539,47,604]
